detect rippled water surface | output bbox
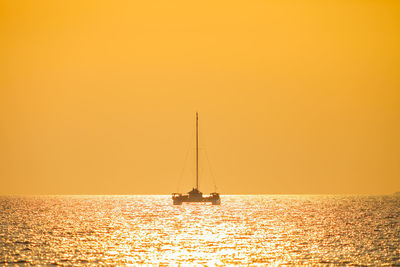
[1,195,399,265]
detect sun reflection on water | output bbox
[0,195,399,265]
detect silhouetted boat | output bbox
[172,113,221,205]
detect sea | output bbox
[0,195,399,266]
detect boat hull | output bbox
[172,193,221,205]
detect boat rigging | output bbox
[172,113,221,205]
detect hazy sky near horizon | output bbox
[1,0,399,194]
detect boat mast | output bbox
[196,112,199,190]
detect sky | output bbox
[1,0,399,195]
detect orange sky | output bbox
[1,0,399,194]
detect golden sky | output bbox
[1,0,399,194]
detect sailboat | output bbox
[172,113,221,205]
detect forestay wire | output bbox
[176,149,190,193]
[198,118,218,192]
[204,149,218,192]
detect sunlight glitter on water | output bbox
[0,195,399,265]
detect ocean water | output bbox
[0,195,399,266]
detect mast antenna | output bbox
[196,112,199,190]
